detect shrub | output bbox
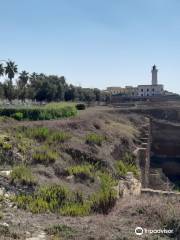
[90,188,117,214]
[45,224,76,239]
[60,202,91,216]
[14,184,69,214]
[50,131,71,143]
[19,127,71,144]
[0,104,77,121]
[14,194,33,210]
[0,135,12,150]
[0,142,12,150]
[10,165,36,186]
[76,103,86,110]
[86,133,105,146]
[29,198,49,214]
[37,185,68,212]
[32,146,58,165]
[11,112,24,121]
[122,152,136,165]
[90,172,117,214]
[67,164,94,181]
[116,160,139,178]
[24,127,49,142]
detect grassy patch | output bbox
[24,127,49,142]
[116,160,139,178]
[90,172,117,214]
[15,185,69,214]
[90,189,117,214]
[45,224,77,239]
[32,146,58,165]
[0,102,77,121]
[86,133,106,146]
[14,172,118,216]
[67,164,94,181]
[18,126,71,144]
[10,165,36,186]
[0,135,12,150]
[14,184,89,216]
[60,202,91,216]
[50,131,71,143]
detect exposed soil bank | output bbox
[151,119,180,189]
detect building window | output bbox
[152,88,154,92]
[141,89,143,92]
[147,89,149,92]
[147,94,149,96]
[141,94,143,96]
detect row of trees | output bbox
[0,60,109,103]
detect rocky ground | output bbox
[0,193,179,240]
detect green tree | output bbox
[0,82,4,99]
[5,61,18,81]
[17,71,29,102]
[0,64,4,77]
[3,80,15,102]
[4,61,18,102]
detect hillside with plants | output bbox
[0,106,179,239]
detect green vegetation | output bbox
[0,142,12,150]
[32,146,58,165]
[116,160,139,178]
[45,224,77,239]
[11,112,24,120]
[29,198,49,214]
[86,133,106,146]
[60,202,91,216]
[90,172,117,214]
[122,152,136,165]
[0,103,77,121]
[14,172,118,216]
[24,127,49,141]
[50,131,71,143]
[67,164,94,181]
[15,185,68,213]
[90,188,117,214]
[0,135,12,150]
[18,126,71,143]
[10,165,36,186]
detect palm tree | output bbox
[0,64,4,78]
[4,61,18,102]
[5,60,18,82]
[18,71,29,87]
[17,71,29,102]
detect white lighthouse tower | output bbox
[151,65,158,85]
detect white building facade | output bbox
[137,84,163,97]
[107,65,164,97]
[137,65,164,97]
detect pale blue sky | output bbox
[0,0,180,93]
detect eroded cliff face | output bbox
[151,119,180,188]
